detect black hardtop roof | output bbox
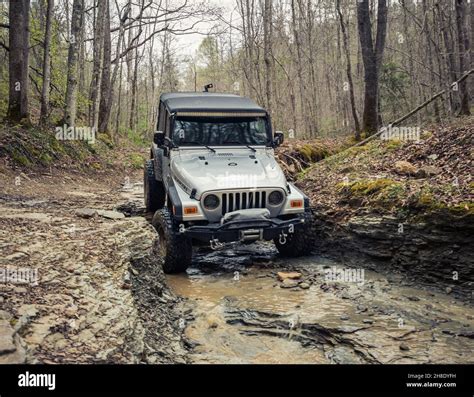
[160,92,267,114]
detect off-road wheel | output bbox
[152,207,192,273]
[274,208,316,257]
[144,159,165,212]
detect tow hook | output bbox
[279,232,287,245]
[210,238,224,250]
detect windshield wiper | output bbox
[246,145,257,152]
[179,141,216,153]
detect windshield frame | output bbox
[169,114,273,148]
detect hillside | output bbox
[295,117,474,299]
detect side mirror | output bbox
[164,136,175,148]
[153,131,164,146]
[273,131,284,147]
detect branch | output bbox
[353,68,474,147]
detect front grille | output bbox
[221,191,267,215]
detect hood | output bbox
[170,148,287,198]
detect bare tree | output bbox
[64,0,84,127]
[99,0,112,134]
[89,0,107,130]
[455,0,471,115]
[336,0,360,139]
[40,0,54,126]
[263,0,273,114]
[8,0,30,123]
[357,0,388,135]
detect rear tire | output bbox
[274,208,315,257]
[152,207,192,273]
[144,159,165,212]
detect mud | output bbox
[168,245,474,364]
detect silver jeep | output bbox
[145,92,314,273]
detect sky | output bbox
[173,0,237,58]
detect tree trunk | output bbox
[98,0,111,134]
[291,0,309,138]
[455,0,471,115]
[8,0,30,123]
[357,0,388,136]
[89,0,106,130]
[336,0,361,140]
[40,0,53,126]
[263,0,272,114]
[64,0,84,127]
[129,45,139,131]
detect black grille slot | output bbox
[229,193,234,212]
[222,193,227,215]
[220,190,269,215]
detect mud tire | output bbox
[152,207,192,273]
[144,159,165,212]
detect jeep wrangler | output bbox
[145,92,314,273]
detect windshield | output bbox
[172,116,270,146]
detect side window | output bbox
[165,112,172,137]
[157,103,165,133]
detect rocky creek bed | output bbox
[0,171,186,363]
[0,170,473,364]
[311,210,474,301]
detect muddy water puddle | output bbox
[166,243,474,364]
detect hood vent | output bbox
[217,153,233,156]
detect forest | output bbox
[0,0,472,142]
[0,0,473,375]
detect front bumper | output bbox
[184,215,305,244]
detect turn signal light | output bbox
[290,199,303,208]
[183,206,198,215]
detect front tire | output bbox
[144,159,165,212]
[274,208,315,257]
[152,207,192,273]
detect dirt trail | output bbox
[0,170,473,364]
[0,169,185,363]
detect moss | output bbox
[98,133,114,148]
[375,183,406,207]
[385,139,403,151]
[128,153,145,169]
[346,146,368,156]
[39,153,53,164]
[339,178,400,197]
[420,130,433,139]
[11,148,31,167]
[449,202,474,215]
[296,143,330,162]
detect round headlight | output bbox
[203,194,220,210]
[268,190,284,205]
